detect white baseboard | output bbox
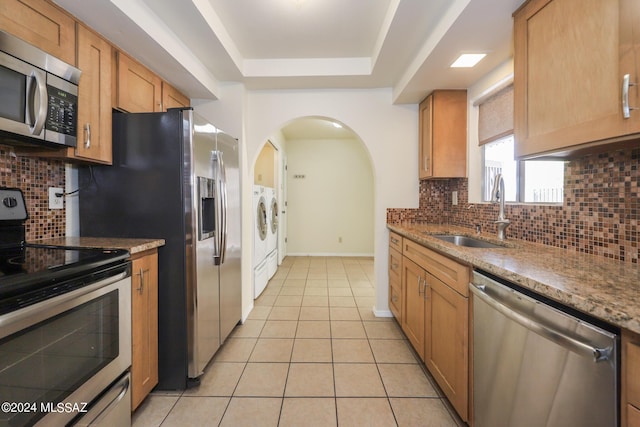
[372,306,393,318]
[285,252,374,257]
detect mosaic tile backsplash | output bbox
[388,148,640,264]
[0,145,66,241]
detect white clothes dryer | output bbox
[265,187,278,254]
[265,187,279,279]
[253,185,268,267]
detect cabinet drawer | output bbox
[389,247,402,283]
[403,239,469,297]
[389,279,401,320]
[389,232,403,253]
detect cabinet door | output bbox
[401,257,425,360]
[424,272,469,421]
[75,25,112,164]
[162,81,190,111]
[116,51,162,112]
[0,0,75,64]
[514,0,640,158]
[629,404,640,427]
[626,334,640,427]
[131,251,159,411]
[418,95,433,179]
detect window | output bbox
[478,83,564,204]
[481,135,565,203]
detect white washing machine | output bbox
[253,185,268,267]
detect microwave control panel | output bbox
[45,85,77,137]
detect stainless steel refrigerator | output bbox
[79,108,241,390]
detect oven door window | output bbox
[0,290,119,426]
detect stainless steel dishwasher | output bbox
[470,271,619,427]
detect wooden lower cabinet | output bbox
[401,257,426,361]
[130,249,159,411]
[424,271,468,421]
[624,330,640,427]
[389,233,470,422]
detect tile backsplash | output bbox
[0,146,66,241]
[388,148,639,264]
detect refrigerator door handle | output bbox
[213,150,227,265]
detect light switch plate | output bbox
[49,187,64,209]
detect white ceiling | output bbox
[54,0,524,106]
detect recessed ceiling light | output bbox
[450,53,487,68]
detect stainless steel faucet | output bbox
[490,173,510,240]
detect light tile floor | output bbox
[132,256,464,426]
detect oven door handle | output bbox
[0,270,129,338]
[72,373,130,426]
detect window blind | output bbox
[478,84,513,146]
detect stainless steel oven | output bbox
[0,268,131,427]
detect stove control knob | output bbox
[3,197,17,208]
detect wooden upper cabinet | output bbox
[419,90,467,179]
[115,51,162,112]
[514,0,640,159]
[162,82,190,111]
[75,24,112,164]
[0,0,75,64]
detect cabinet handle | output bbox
[423,156,429,171]
[392,294,398,303]
[84,123,91,148]
[622,74,638,119]
[391,262,399,270]
[136,268,144,294]
[423,277,429,300]
[418,276,425,297]
[390,237,399,244]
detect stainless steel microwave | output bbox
[0,30,81,148]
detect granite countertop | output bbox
[35,237,165,255]
[388,223,640,335]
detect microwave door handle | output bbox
[26,70,47,136]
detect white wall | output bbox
[247,88,418,317]
[286,138,374,256]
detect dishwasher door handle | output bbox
[470,283,612,363]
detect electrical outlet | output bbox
[452,191,458,205]
[49,187,64,209]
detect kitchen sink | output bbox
[431,234,505,249]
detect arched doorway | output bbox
[252,116,375,299]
